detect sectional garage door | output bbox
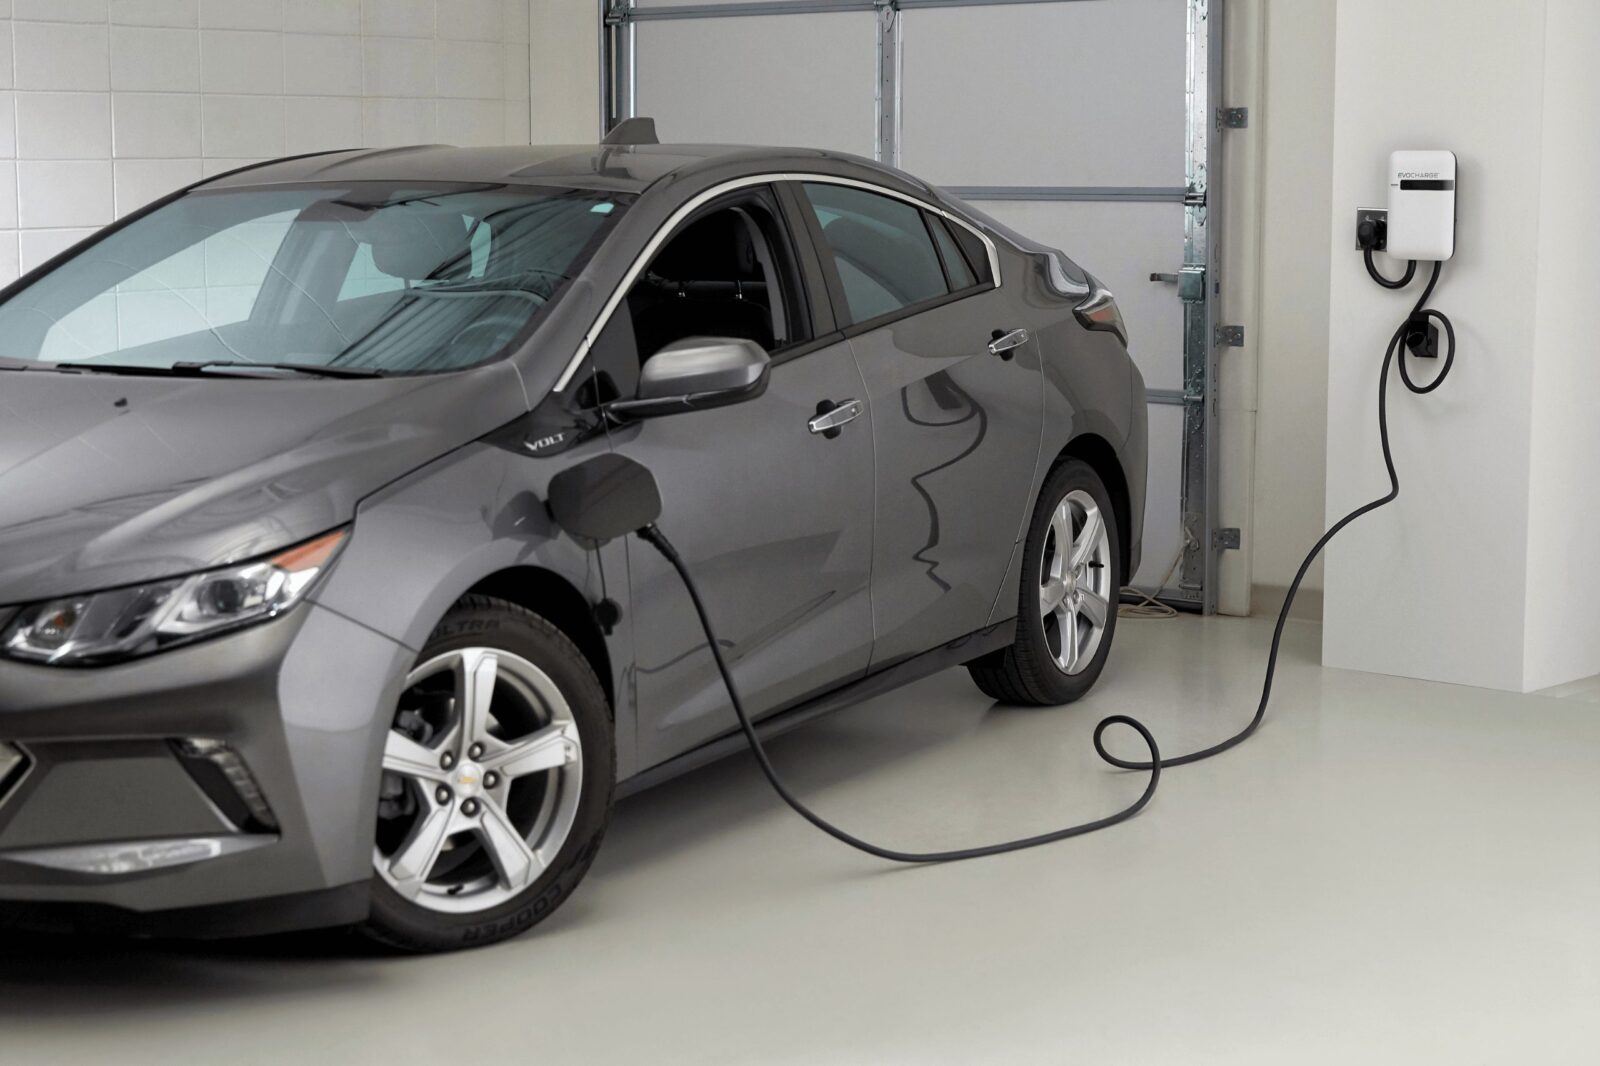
[601,0,1226,611]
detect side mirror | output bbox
[605,336,770,419]
[547,454,663,543]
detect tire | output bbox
[360,595,614,953]
[967,459,1121,706]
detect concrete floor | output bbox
[3,614,1598,1064]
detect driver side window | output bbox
[578,189,809,408]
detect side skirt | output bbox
[617,619,1016,798]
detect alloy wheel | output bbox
[374,647,583,914]
[1038,489,1113,675]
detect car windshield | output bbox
[0,182,629,376]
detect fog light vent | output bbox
[0,743,28,808]
[171,738,279,832]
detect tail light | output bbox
[1075,277,1128,346]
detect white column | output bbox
[1322,0,1600,692]
[1521,1,1600,691]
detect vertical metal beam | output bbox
[1176,0,1222,612]
[621,0,637,123]
[598,0,614,136]
[601,0,637,134]
[874,1,902,166]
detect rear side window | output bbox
[948,220,994,286]
[802,182,948,324]
[929,216,977,290]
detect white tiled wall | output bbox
[0,0,535,284]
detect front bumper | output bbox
[0,602,413,936]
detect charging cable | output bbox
[637,523,1162,863]
[628,241,1452,862]
[1095,246,1455,773]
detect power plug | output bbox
[1355,208,1388,251]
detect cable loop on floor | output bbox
[1096,259,1455,772]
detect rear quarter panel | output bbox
[979,239,1147,622]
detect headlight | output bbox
[1,529,347,666]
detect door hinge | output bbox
[1218,107,1249,129]
[1212,527,1241,550]
[1215,324,1245,348]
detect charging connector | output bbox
[1405,312,1440,359]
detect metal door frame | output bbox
[599,0,1226,613]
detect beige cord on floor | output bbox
[1117,525,1200,619]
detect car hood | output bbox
[0,365,527,604]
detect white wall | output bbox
[1322,0,1559,691]
[529,0,597,143]
[1246,0,1335,609]
[1522,0,1600,690]
[0,0,535,286]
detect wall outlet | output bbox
[1355,207,1387,250]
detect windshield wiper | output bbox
[171,361,389,379]
[49,360,386,379]
[53,362,194,376]
[0,356,34,371]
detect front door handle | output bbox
[988,327,1030,359]
[808,398,863,439]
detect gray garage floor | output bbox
[3,614,1598,1064]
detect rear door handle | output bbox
[808,398,863,438]
[988,328,1029,359]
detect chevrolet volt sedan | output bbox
[0,140,1146,952]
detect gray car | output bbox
[0,139,1146,952]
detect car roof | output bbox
[197,143,929,199]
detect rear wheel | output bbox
[361,596,613,953]
[968,459,1120,705]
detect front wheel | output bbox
[361,596,614,953]
[967,459,1121,705]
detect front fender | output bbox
[313,440,620,651]
[309,440,635,770]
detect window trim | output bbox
[551,172,1001,392]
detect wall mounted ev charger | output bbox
[1387,150,1457,261]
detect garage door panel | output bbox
[634,0,810,6]
[972,199,1184,391]
[1133,403,1186,589]
[633,14,878,156]
[898,0,1187,188]
[615,0,1207,606]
